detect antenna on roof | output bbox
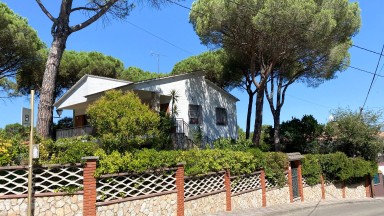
[150,51,165,74]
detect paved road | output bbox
[212,198,384,216]
[277,199,384,216]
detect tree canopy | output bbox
[35,0,169,137]
[190,0,361,147]
[118,66,166,82]
[0,2,45,98]
[17,50,124,99]
[323,108,384,161]
[172,50,241,90]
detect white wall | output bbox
[133,74,238,141]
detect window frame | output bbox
[216,107,228,126]
[189,104,201,125]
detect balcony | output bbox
[56,125,93,139]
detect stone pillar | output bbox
[224,169,232,211]
[82,156,98,216]
[321,174,325,200]
[296,161,304,202]
[150,92,160,112]
[260,169,267,207]
[288,165,294,203]
[176,162,185,216]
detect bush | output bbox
[39,138,99,164]
[0,129,28,166]
[264,152,289,187]
[213,137,253,151]
[95,148,260,177]
[87,90,160,153]
[301,152,376,185]
[301,154,322,185]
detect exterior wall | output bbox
[324,183,343,199]
[184,192,226,216]
[96,193,177,216]
[231,190,262,211]
[345,183,366,199]
[0,195,83,216]
[133,74,238,141]
[303,185,322,202]
[266,187,290,206]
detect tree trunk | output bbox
[245,90,254,139]
[252,89,265,146]
[36,35,68,137]
[273,110,281,151]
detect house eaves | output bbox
[53,74,132,108]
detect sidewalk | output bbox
[210,198,384,216]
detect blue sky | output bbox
[0,0,383,130]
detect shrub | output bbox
[213,137,252,151]
[87,90,160,153]
[0,130,28,166]
[94,148,259,177]
[39,138,99,164]
[264,152,289,187]
[301,154,322,185]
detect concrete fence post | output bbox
[224,169,232,211]
[176,162,185,216]
[260,169,267,207]
[288,166,294,203]
[82,156,99,216]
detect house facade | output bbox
[54,72,239,145]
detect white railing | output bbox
[56,125,93,139]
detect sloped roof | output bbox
[53,74,132,107]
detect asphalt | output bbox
[210,198,384,216]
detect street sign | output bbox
[22,107,31,127]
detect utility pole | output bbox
[27,90,34,216]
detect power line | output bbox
[361,44,384,112]
[126,21,195,55]
[169,0,383,58]
[346,64,384,78]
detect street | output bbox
[213,199,384,216]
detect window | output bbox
[216,107,227,126]
[189,105,201,124]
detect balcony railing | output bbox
[56,125,93,139]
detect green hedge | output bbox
[302,152,377,186]
[94,148,260,177]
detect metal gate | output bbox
[291,167,299,198]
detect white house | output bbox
[54,71,239,146]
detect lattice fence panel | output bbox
[302,177,309,187]
[231,172,261,195]
[97,170,176,202]
[0,168,28,195]
[33,166,83,193]
[265,172,289,189]
[184,172,225,199]
[0,165,83,196]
